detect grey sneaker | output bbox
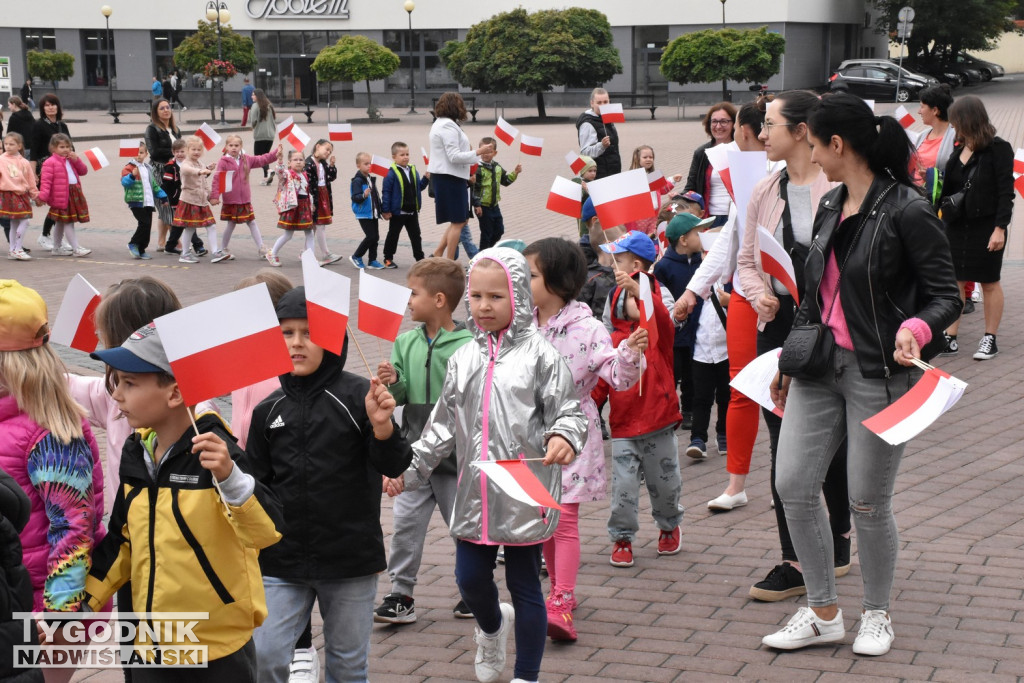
[179,251,200,264]
[473,602,513,683]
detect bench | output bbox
[608,93,659,120]
[108,99,154,124]
[431,96,480,122]
[276,100,315,124]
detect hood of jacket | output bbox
[539,300,594,334]
[465,247,535,357]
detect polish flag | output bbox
[215,170,234,195]
[301,251,350,355]
[647,170,672,195]
[1015,174,1024,199]
[862,368,967,445]
[470,163,479,176]
[1013,148,1024,175]
[600,103,625,124]
[656,221,670,254]
[153,284,293,406]
[284,124,310,150]
[119,139,142,158]
[421,147,429,166]
[50,274,101,352]
[520,134,544,157]
[893,105,915,129]
[494,117,519,146]
[545,176,583,218]
[195,123,222,151]
[357,270,411,342]
[83,148,109,171]
[276,116,295,141]
[369,154,391,177]
[757,225,800,304]
[470,460,562,511]
[730,348,785,418]
[705,144,735,200]
[328,123,353,142]
[636,272,659,349]
[565,151,586,175]
[587,168,656,229]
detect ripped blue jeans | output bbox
[776,346,918,611]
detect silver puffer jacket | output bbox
[404,248,588,545]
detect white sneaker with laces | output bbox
[287,646,319,682]
[762,606,845,650]
[474,602,514,683]
[37,235,53,249]
[852,610,893,656]
[73,246,92,257]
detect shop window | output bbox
[23,29,56,53]
[82,30,116,87]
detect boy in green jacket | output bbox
[373,257,474,624]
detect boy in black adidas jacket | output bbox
[246,286,412,683]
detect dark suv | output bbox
[828,62,934,102]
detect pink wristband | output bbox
[899,317,933,350]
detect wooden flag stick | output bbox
[347,324,375,378]
[909,356,935,372]
[187,408,232,518]
[377,337,385,363]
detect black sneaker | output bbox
[383,259,398,269]
[680,412,693,430]
[973,334,998,360]
[373,593,416,624]
[962,299,975,314]
[453,599,474,619]
[834,535,852,578]
[749,563,806,602]
[938,333,958,356]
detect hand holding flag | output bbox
[470,459,563,511]
[862,367,967,445]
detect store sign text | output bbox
[246,0,350,20]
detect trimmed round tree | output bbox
[312,36,400,120]
[173,21,257,78]
[26,50,75,90]
[661,27,785,91]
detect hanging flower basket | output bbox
[204,60,237,79]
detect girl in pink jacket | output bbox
[0,132,38,260]
[208,134,282,260]
[37,133,91,257]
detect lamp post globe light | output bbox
[404,0,417,114]
[205,1,231,124]
[101,5,113,115]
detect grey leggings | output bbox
[776,346,917,611]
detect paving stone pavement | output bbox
[8,77,1022,682]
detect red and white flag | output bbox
[276,116,295,141]
[154,284,293,406]
[195,122,222,151]
[215,170,234,195]
[50,274,101,352]
[600,103,625,124]
[83,148,109,171]
[470,459,562,511]
[119,139,142,158]
[730,348,784,418]
[284,123,310,150]
[656,221,670,254]
[470,163,479,176]
[565,151,586,175]
[636,271,659,349]
[421,147,430,166]
[893,105,915,129]
[1015,174,1024,199]
[757,225,800,304]
[587,168,656,229]
[545,176,583,218]
[301,251,350,355]
[494,117,519,146]
[328,123,353,142]
[520,134,543,157]
[357,270,411,342]
[647,170,672,195]
[862,368,967,445]
[369,154,391,177]
[1013,148,1024,175]
[704,144,735,200]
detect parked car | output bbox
[904,57,982,87]
[954,53,1005,81]
[828,62,933,102]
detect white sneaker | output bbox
[762,606,845,650]
[474,602,514,683]
[852,610,893,656]
[179,251,200,264]
[8,250,31,261]
[707,490,748,511]
[287,646,319,682]
[37,235,53,249]
[51,246,73,256]
[211,250,234,263]
[73,246,92,257]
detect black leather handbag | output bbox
[939,163,977,225]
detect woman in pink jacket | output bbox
[208,134,282,260]
[36,133,91,257]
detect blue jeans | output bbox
[456,223,479,259]
[478,205,505,250]
[455,541,544,681]
[254,574,376,683]
[776,346,916,611]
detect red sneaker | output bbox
[658,527,681,555]
[546,592,578,641]
[610,539,634,567]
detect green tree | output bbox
[440,8,621,118]
[872,0,1020,58]
[173,20,257,75]
[660,27,785,89]
[311,36,399,119]
[26,50,75,90]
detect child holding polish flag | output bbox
[304,139,340,265]
[209,134,281,262]
[37,133,92,257]
[472,136,521,249]
[120,140,168,260]
[0,132,38,260]
[625,145,681,235]
[401,248,587,683]
[172,135,220,264]
[266,149,314,266]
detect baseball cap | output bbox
[599,230,657,263]
[666,213,715,241]
[91,322,173,375]
[0,280,49,352]
[671,190,705,212]
[580,196,597,224]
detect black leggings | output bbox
[253,140,273,177]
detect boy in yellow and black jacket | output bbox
[85,322,283,679]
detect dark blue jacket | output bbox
[653,249,703,348]
[381,163,429,215]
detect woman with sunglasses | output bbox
[683,102,737,227]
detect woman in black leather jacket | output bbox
[144,98,182,251]
[762,93,960,658]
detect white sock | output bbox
[63,225,80,250]
[52,222,65,249]
[272,232,292,256]
[314,225,329,255]
[221,221,236,250]
[182,228,196,252]
[303,229,315,252]
[247,221,264,248]
[11,219,28,251]
[205,226,220,253]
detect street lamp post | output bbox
[404,0,417,114]
[101,5,113,115]
[720,0,729,102]
[206,1,231,125]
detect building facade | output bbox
[0,0,887,110]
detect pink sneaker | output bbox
[546,592,577,642]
